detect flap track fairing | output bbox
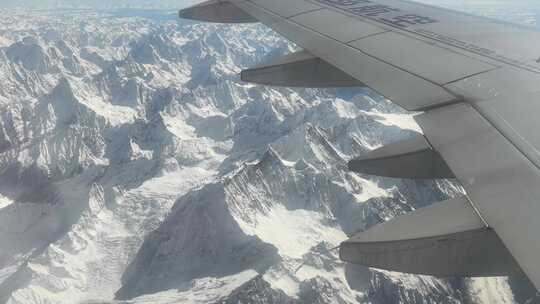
[349,135,454,179]
[179,0,258,24]
[241,50,364,88]
[340,197,521,277]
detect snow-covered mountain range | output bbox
[0,9,536,304]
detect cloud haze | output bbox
[0,0,200,9]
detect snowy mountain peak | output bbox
[0,9,532,304]
[256,147,287,170]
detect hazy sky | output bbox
[0,0,200,9]
[0,0,538,28]
[0,0,538,9]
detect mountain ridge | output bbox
[0,9,529,304]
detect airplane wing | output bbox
[179,0,540,290]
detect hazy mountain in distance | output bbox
[0,2,538,304]
[0,8,520,304]
[0,0,199,9]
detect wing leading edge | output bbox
[180,0,540,291]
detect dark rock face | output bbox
[116,184,280,300]
[299,277,348,304]
[0,140,11,154]
[368,272,466,304]
[223,275,298,304]
[508,275,540,304]
[0,163,58,205]
[5,41,53,73]
[0,9,530,304]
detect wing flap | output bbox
[446,67,540,102]
[340,196,520,276]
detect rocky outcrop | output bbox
[0,8,533,304]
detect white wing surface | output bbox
[180,0,540,290]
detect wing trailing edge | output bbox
[241,50,364,88]
[178,0,257,23]
[340,196,521,277]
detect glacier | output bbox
[0,8,536,304]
